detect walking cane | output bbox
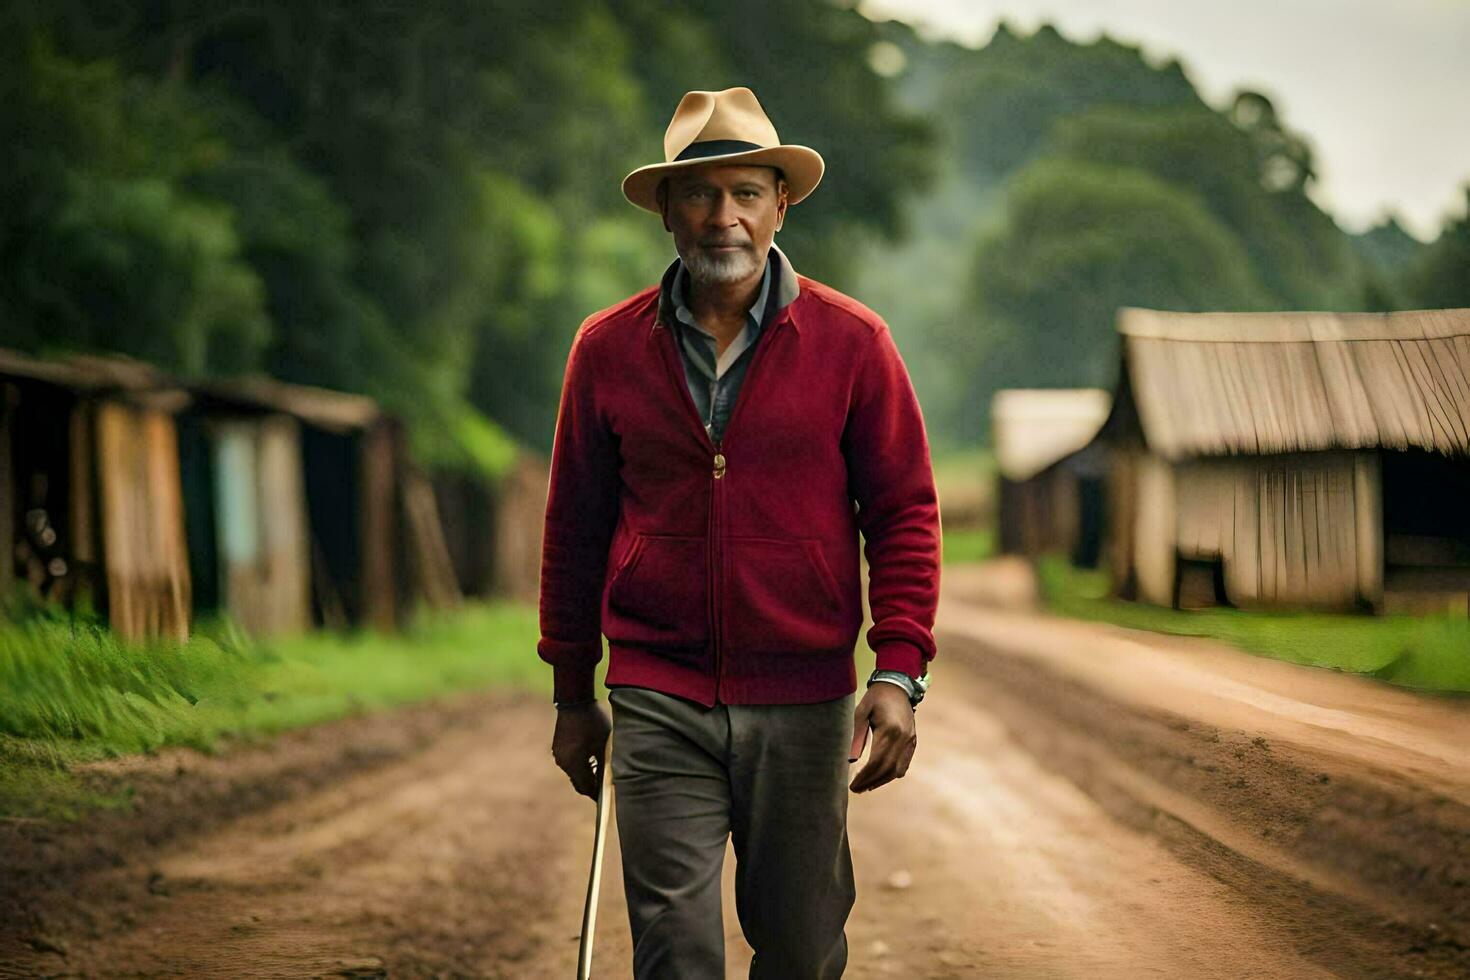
[577,729,613,979]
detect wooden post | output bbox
[358,422,397,632]
[1133,453,1177,607]
[1354,451,1383,612]
[0,384,15,607]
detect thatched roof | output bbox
[992,388,1111,481]
[1117,307,1470,460]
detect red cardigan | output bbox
[537,263,941,707]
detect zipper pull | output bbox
[713,452,726,479]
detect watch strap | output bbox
[867,668,927,707]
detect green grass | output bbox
[941,527,995,564]
[931,446,996,492]
[0,600,548,820]
[1038,556,1470,693]
[1,587,911,821]
[931,446,997,566]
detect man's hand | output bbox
[552,702,612,801]
[848,682,917,793]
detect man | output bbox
[539,86,940,978]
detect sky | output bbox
[858,0,1470,241]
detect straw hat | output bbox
[621,87,825,214]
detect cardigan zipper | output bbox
[655,308,789,704]
[708,313,785,701]
[710,447,725,701]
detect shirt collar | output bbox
[655,243,801,335]
[673,255,771,337]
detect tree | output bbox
[1352,216,1427,311]
[944,159,1273,443]
[609,0,938,285]
[6,0,935,455]
[0,38,270,375]
[1043,99,1366,311]
[1404,188,1470,309]
[932,23,1204,182]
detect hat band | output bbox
[673,139,765,162]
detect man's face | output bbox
[660,164,788,286]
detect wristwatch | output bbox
[866,668,930,708]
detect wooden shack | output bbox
[493,450,550,602]
[177,398,312,637]
[992,388,1111,567]
[0,349,192,641]
[184,376,459,633]
[433,449,548,602]
[1102,308,1470,614]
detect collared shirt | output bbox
[669,254,773,445]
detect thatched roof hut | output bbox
[992,389,1111,566]
[1103,308,1470,613]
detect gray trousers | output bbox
[608,686,857,979]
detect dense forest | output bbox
[2,3,1466,459]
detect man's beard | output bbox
[681,242,762,285]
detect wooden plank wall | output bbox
[494,452,549,603]
[96,402,191,642]
[358,422,398,632]
[401,467,462,610]
[257,416,312,635]
[999,471,1084,559]
[212,417,312,637]
[1175,464,1232,560]
[1251,454,1358,607]
[1353,454,1384,609]
[1105,448,1138,597]
[1172,452,1367,610]
[1132,453,1177,606]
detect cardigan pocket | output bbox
[724,536,848,656]
[604,533,710,656]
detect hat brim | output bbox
[621,145,825,214]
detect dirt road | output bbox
[4,583,1468,977]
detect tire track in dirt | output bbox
[838,667,1342,979]
[5,612,1465,977]
[3,691,582,978]
[931,596,1470,979]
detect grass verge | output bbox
[1038,557,1470,694]
[0,601,553,820]
[942,527,995,565]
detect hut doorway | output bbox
[1073,473,1106,569]
[1380,449,1470,614]
[3,383,86,608]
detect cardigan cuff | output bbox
[553,662,598,704]
[873,640,926,680]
